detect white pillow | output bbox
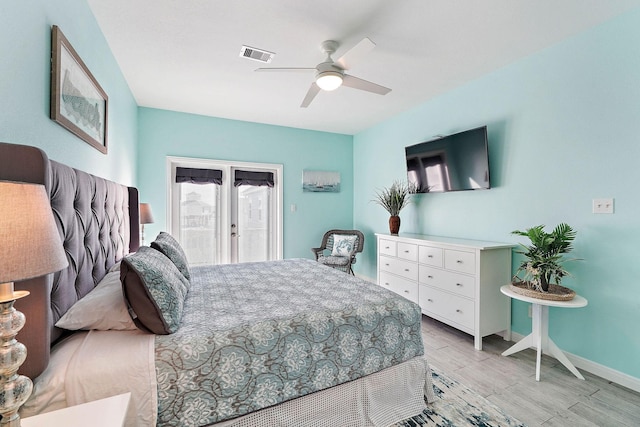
[55,271,137,331]
[108,261,121,273]
[331,234,357,257]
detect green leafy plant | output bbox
[512,223,580,292]
[372,180,414,216]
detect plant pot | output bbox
[389,215,401,235]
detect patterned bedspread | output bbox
[155,258,424,426]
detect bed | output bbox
[0,142,434,426]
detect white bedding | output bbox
[21,330,157,426]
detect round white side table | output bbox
[500,285,588,381]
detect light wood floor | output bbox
[421,315,640,426]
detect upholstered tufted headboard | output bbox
[0,142,140,379]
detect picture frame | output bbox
[302,170,341,193]
[50,25,108,154]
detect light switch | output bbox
[592,198,614,214]
[290,203,297,212]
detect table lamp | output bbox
[139,203,154,246]
[0,181,68,426]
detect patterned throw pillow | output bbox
[331,234,357,257]
[120,246,189,334]
[151,232,191,281]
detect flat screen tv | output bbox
[405,126,490,193]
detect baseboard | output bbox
[510,331,640,393]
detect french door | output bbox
[168,157,283,265]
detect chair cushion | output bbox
[318,256,350,266]
[331,234,357,257]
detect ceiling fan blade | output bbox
[342,74,391,95]
[335,37,376,70]
[255,67,315,72]
[300,83,321,108]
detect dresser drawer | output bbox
[379,271,419,304]
[444,249,476,275]
[419,266,475,299]
[397,242,418,261]
[379,239,397,257]
[379,255,418,281]
[419,286,475,330]
[418,245,443,267]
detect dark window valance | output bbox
[234,170,274,187]
[176,167,222,185]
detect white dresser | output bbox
[376,233,513,350]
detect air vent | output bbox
[239,45,275,63]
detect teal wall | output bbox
[0,0,138,184]
[137,107,353,259]
[354,9,640,378]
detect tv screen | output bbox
[405,126,490,193]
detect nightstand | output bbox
[21,392,131,427]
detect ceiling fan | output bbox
[255,37,391,108]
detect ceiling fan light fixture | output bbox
[316,71,343,91]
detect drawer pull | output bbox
[385,246,390,249]
[404,250,410,253]
[403,290,409,294]
[456,260,463,264]
[427,298,433,302]
[384,282,390,286]
[385,263,390,266]
[428,255,433,258]
[404,268,410,272]
[456,309,461,313]
[427,275,434,279]
[456,283,463,287]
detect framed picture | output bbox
[302,170,341,193]
[50,25,108,154]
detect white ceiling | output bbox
[88,0,640,135]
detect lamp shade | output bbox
[0,181,68,284]
[140,203,154,225]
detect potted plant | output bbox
[372,180,414,235]
[511,223,580,297]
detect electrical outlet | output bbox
[593,198,614,214]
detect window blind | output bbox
[176,167,222,185]
[234,170,274,187]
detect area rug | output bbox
[395,366,526,427]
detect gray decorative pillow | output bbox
[120,246,189,334]
[331,234,357,257]
[151,232,191,281]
